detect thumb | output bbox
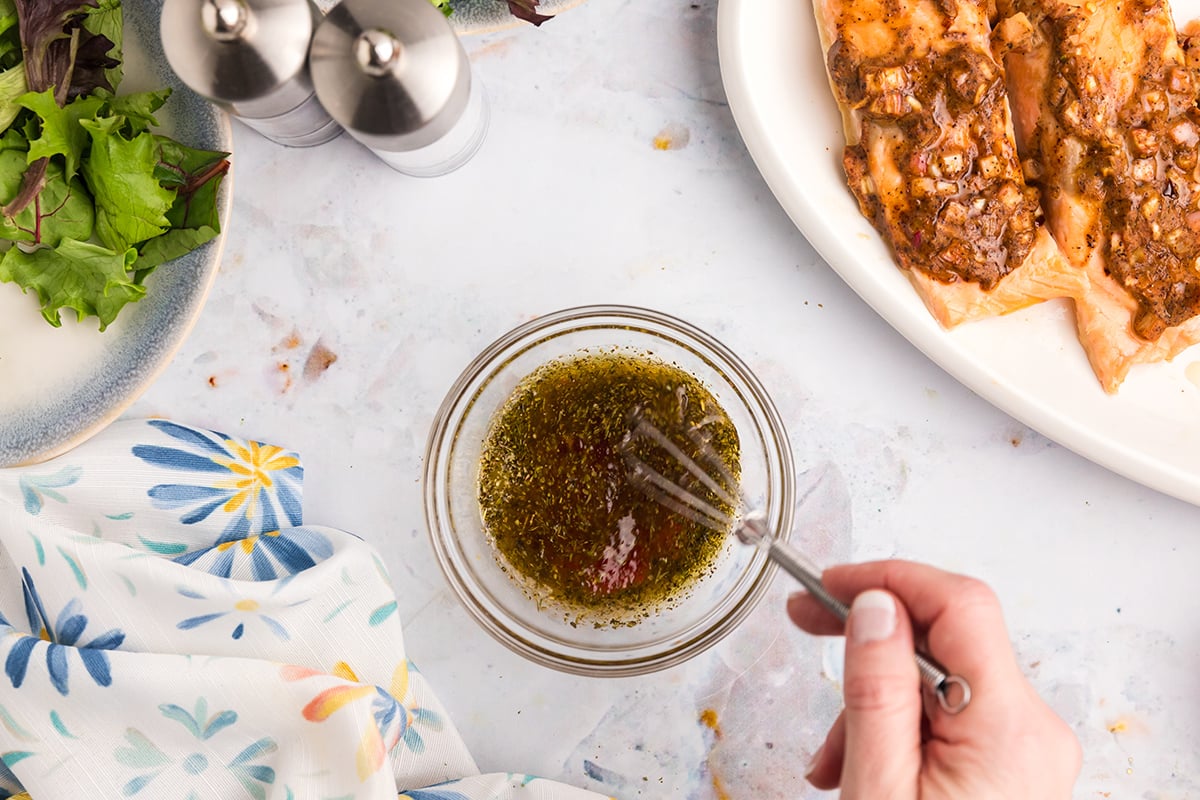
[839,589,923,798]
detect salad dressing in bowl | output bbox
[424,306,795,676]
[477,350,741,625]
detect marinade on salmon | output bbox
[813,0,1079,328]
[996,0,1200,391]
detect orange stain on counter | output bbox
[273,328,303,352]
[1106,716,1148,735]
[699,709,730,799]
[276,362,293,394]
[699,708,723,738]
[652,123,691,151]
[303,340,338,381]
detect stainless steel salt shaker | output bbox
[161,0,342,147]
[308,0,489,176]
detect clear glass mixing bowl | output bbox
[423,305,794,676]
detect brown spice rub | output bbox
[988,0,1200,389]
[814,0,1081,329]
[824,1,1042,290]
[1000,0,1200,340]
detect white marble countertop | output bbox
[126,0,1200,795]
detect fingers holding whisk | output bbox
[787,589,849,636]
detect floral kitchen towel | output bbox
[0,419,610,800]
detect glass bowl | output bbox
[423,305,794,676]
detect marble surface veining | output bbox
[126,0,1200,796]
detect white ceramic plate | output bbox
[718,0,1200,505]
[0,0,231,467]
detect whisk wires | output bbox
[620,413,744,537]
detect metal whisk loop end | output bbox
[915,651,972,715]
[936,674,971,715]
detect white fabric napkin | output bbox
[0,419,611,800]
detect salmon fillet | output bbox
[994,0,1200,391]
[813,0,1080,328]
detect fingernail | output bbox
[804,743,823,777]
[848,589,896,643]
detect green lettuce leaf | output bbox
[0,0,20,115]
[0,153,93,245]
[135,224,216,273]
[0,0,225,331]
[127,136,228,276]
[0,114,21,150]
[131,135,227,276]
[165,168,221,230]
[20,88,102,177]
[153,136,227,187]
[154,135,227,228]
[80,114,174,250]
[0,236,140,328]
[104,87,169,136]
[0,0,19,68]
[0,63,27,130]
[0,129,93,246]
[1,0,117,216]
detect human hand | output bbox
[786,560,1081,799]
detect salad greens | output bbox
[430,0,552,27]
[0,0,228,330]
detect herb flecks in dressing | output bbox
[477,350,740,624]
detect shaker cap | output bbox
[161,0,317,103]
[309,0,470,152]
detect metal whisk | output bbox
[619,412,971,715]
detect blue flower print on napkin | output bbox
[4,569,125,696]
[132,420,303,540]
[172,527,334,581]
[175,584,304,641]
[117,699,276,799]
[0,418,612,800]
[131,421,319,579]
[17,466,82,515]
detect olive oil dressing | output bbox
[477,350,741,624]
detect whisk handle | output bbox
[766,540,971,715]
[766,540,849,620]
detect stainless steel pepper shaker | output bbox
[308,0,489,176]
[161,0,342,147]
